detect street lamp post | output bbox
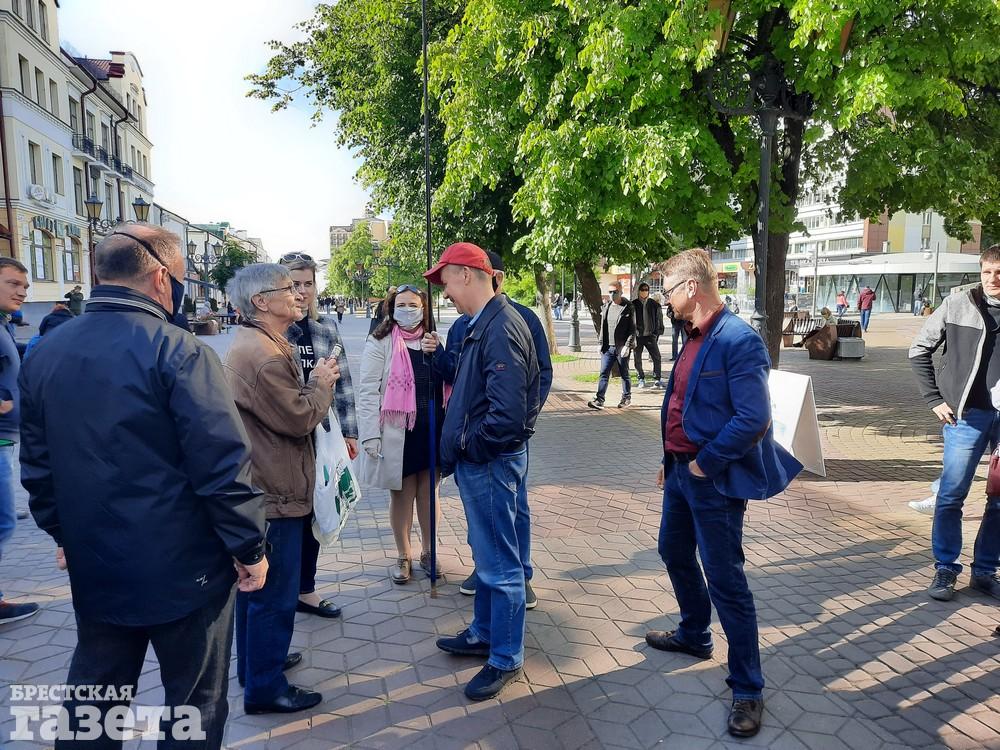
[84,195,149,285]
[569,271,582,352]
[707,49,812,336]
[352,263,374,316]
[371,244,400,288]
[187,238,224,304]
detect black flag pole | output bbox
[420,0,438,595]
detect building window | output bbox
[48,80,58,118]
[34,69,45,108]
[142,154,148,177]
[28,141,42,185]
[136,105,142,132]
[828,237,863,253]
[921,236,932,250]
[18,57,31,98]
[104,183,114,221]
[38,2,49,42]
[26,0,34,28]
[130,146,136,170]
[63,238,82,283]
[12,0,20,18]
[101,124,110,153]
[73,167,85,216]
[29,229,54,281]
[69,98,79,133]
[51,154,63,194]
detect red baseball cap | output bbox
[424,242,494,286]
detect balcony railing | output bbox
[72,133,96,157]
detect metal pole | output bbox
[811,244,819,317]
[420,0,438,593]
[931,241,941,308]
[569,271,581,352]
[752,108,779,335]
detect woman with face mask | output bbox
[357,286,446,583]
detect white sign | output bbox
[768,369,825,477]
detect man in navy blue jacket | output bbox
[438,251,552,609]
[426,242,540,702]
[646,249,802,739]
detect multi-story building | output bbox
[713,180,983,313]
[329,205,390,256]
[0,0,153,310]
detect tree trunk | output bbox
[752,117,806,368]
[574,261,604,333]
[533,267,559,355]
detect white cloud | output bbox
[57,0,370,261]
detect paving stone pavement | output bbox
[1,314,998,749]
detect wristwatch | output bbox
[237,542,267,566]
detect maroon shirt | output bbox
[664,307,725,455]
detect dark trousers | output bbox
[657,461,764,700]
[236,516,303,704]
[59,586,236,750]
[300,513,319,595]
[633,336,662,381]
[670,320,687,360]
[596,346,631,401]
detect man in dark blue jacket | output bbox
[438,250,552,609]
[426,242,540,702]
[646,249,802,740]
[21,225,268,747]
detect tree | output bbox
[431,0,1000,363]
[208,239,257,293]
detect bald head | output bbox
[95,224,183,285]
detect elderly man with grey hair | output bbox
[21,223,269,748]
[223,263,340,715]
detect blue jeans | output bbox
[236,517,303,703]
[596,346,631,402]
[554,306,562,321]
[0,443,17,602]
[860,308,872,331]
[933,408,1000,578]
[658,461,763,700]
[456,449,529,671]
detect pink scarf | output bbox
[380,324,424,430]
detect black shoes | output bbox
[459,570,478,595]
[618,397,631,408]
[464,665,522,701]
[587,399,605,410]
[970,573,1000,600]
[436,629,490,657]
[296,598,341,618]
[238,653,304,687]
[525,582,537,610]
[0,601,39,626]
[728,698,764,737]
[644,630,713,660]
[928,568,958,601]
[244,684,322,715]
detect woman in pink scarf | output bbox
[357,286,446,583]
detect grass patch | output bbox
[573,373,601,383]
[551,354,580,363]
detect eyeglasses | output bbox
[257,284,295,296]
[394,284,422,295]
[664,279,691,298]
[280,252,313,264]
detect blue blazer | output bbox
[660,309,802,500]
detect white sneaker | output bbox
[908,496,937,515]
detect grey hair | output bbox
[229,263,292,321]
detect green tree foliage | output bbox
[431,0,1000,361]
[208,239,257,293]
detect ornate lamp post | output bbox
[569,271,582,352]
[352,262,374,316]
[84,194,120,286]
[371,243,399,288]
[187,239,224,303]
[131,196,151,222]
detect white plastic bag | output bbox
[312,408,362,546]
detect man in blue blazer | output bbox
[645,249,802,739]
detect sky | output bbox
[57,0,371,262]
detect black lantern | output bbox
[132,196,151,222]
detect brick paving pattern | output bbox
[1,313,997,749]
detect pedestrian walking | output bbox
[427,242,540,701]
[21,226,268,746]
[440,250,552,608]
[553,293,563,320]
[587,282,635,409]
[633,282,665,388]
[0,257,37,626]
[24,302,74,358]
[835,290,848,317]
[913,288,925,316]
[909,244,1000,603]
[63,284,84,316]
[336,298,346,322]
[357,285,444,583]
[858,284,876,331]
[280,252,358,620]
[646,248,802,739]
[223,263,339,715]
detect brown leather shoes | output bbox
[391,557,411,584]
[728,698,763,738]
[644,630,713,659]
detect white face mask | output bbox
[394,307,423,329]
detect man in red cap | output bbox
[426,243,541,701]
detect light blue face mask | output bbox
[394,306,423,329]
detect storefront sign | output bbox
[31,216,82,239]
[768,370,825,476]
[716,262,742,274]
